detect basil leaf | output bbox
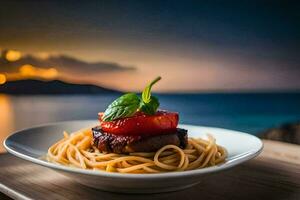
[140,96,160,115]
[102,77,162,121]
[142,76,161,103]
[102,93,140,121]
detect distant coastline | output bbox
[0,79,120,95]
[0,79,300,95]
[156,89,300,95]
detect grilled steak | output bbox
[92,126,188,153]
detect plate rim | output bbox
[4,120,263,179]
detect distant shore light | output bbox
[5,50,21,62]
[0,74,6,85]
[47,68,58,77]
[20,64,36,76]
[41,68,58,79]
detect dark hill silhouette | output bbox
[0,79,120,95]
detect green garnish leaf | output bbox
[139,96,160,115]
[102,76,162,121]
[102,93,140,121]
[142,76,161,103]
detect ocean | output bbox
[1,93,299,139]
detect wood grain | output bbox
[0,139,299,200]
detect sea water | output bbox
[1,93,300,136]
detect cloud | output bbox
[0,50,136,74]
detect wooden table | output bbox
[0,140,299,200]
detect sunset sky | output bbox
[0,0,299,92]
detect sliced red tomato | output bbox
[98,110,178,136]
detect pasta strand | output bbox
[47,128,227,173]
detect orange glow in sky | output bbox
[5,50,21,62]
[3,65,59,82]
[19,65,58,79]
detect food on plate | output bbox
[92,125,188,153]
[47,77,227,173]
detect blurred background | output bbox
[0,0,300,151]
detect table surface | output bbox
[0,140,299,200]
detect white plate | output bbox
[4,120,263,193]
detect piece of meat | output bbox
[92,126,188,153]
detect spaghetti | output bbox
[47,128,227,173]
